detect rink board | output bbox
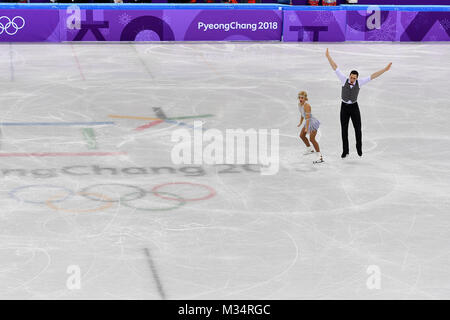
[283,5,450,42]
[60,7,283,41]
[0,4,450,42]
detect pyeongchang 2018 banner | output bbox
[0,9,60,42]
[60,8,283,41]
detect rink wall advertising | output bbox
[282,8,346,42]
[61,8,283,41]
[342,6,450,42]
[0,9,60,42]
[397,9,450,41]
[345,7,398,41]
[0,4,449,42]
[283,5,450,42]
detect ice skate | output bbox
[313,154,324,164]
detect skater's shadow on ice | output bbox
[341,159,374,167]
[292,164,319,173]
[281,150,320,172]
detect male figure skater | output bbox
[325,48,392,158]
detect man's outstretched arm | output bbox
[325,48,338,70]
[371,62,392,80]
[326,48,346,85]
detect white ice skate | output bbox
[313,154,324,164]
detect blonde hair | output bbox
[298,91,308,101]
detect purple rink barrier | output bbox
[283,7,346,42]
[1,4,450,42]
[0,9,60,42]
[345,7,398,41]
[343,5,450,42]
[60,8,283,41]
[398,9,450,41]
[283,5,450,42]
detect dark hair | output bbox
[350,70,359,77]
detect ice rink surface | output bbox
[0,42,449,299]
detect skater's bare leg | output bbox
[300,128,310,147]
[309,130,320,152]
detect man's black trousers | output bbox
[340,101,362,154]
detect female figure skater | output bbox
[297,91,323,164]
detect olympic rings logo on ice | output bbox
[9,182,216,213]
[0,16,26,36]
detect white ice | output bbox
[0,42,449,299]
